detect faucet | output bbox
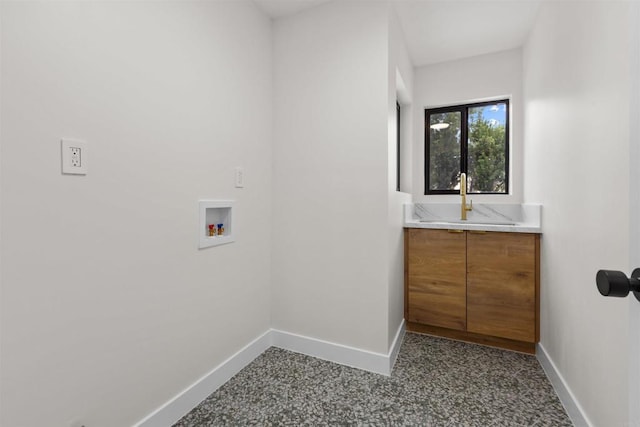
[460,173,473,220]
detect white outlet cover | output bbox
[235,167,244,188]
[61,138,87,175]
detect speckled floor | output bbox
[174,333,571,426]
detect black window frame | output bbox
[424,99,510,195]
[396,101,401,192]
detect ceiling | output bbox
[394,1,541,66]
[252,0,542,67]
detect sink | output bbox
[419,219,516,226]
[406,203,541,233]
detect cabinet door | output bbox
[467,232,537,342]
[406,229,466,331]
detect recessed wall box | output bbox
[198,200,234,248]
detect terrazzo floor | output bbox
[174,333,572,426]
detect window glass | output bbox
[425,100,509,195]
[467,102,507,193]
[428,111,461,192]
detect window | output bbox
[425,99,509,195]
[396,101,401,192]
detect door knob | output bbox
[596,269,640,302]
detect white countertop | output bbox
[403,203,542,234]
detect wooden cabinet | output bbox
[404,228,540,353]
[406,229,466,331]
[467,231,538,342]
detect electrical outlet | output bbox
[61,139,87,175]
[70,147,81,167]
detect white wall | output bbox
[0,2,273,426]
[523,3,630,426]
[630,4,640,424]
[387,8,413,347]
[412,49,524,204]
[272,1,392,354]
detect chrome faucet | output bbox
[460,173,473,220]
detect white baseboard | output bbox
[134,324,406,426]
[536,343,592,427]
[133,330,273,427]
[272,320,406,376]
[388,319,406,371]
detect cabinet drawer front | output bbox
[467,232,537,342]
[407,229,466,331]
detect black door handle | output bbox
[596,269,640,301]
